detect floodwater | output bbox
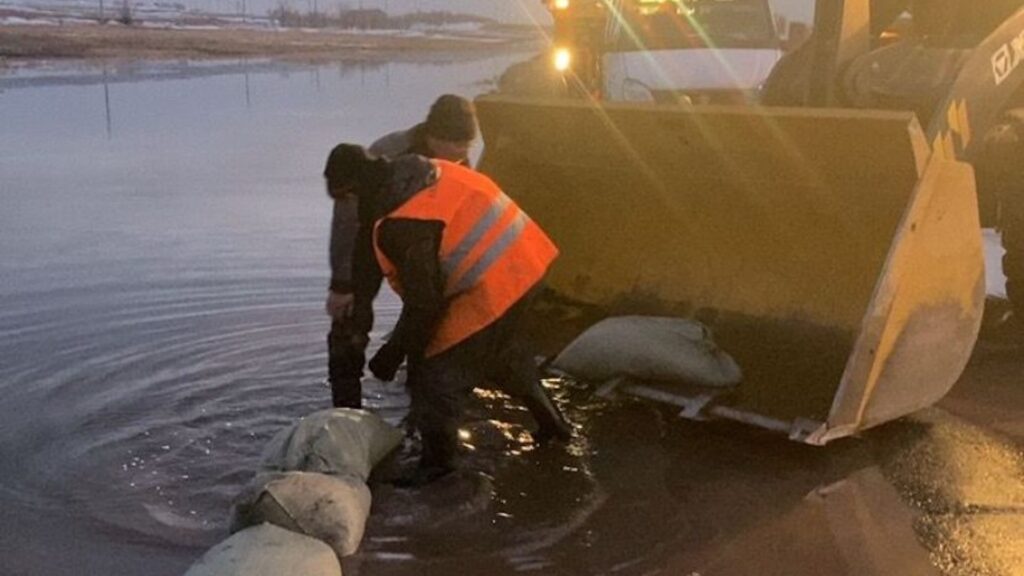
[2,55,1024,576]
[0,54,517,575]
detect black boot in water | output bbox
[523,390,573,443]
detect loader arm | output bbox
[925,6,1024,162]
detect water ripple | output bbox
[0,276,362,549]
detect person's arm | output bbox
[347,221,384,333]
[368,218,445,380]
[326,196,359,319]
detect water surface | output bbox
[0,53,523,575]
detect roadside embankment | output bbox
[0,22,543,61]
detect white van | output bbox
[602,0,784,103]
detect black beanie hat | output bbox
[424,94,478,142]
[325,141,389,195]
[324,143,375,192]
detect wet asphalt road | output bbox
[344,322,1024,576]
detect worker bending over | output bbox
[326,95,478,409]
[323,144,573,486]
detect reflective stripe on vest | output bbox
[446,209,527,296]
[442,192,512,281]
[374,160,558,357]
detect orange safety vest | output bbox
[374,160,558,357]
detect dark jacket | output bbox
[369,123,432,159]
[328,123,431,295]
[329,122,473,301]
[372,156,447,361]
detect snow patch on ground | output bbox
[137,21,220,30]
[410,21,484,33]
[1,15,52,24]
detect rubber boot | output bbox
[327,326,365,408]
[522,386,573,443]
[394,425,459,488]
[330,378,362,409]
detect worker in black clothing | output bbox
[323,144,573,486]
[326,95,478,408]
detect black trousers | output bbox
[327,296,375,409]
[406,287,567,470]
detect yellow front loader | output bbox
[476,0,1024,443]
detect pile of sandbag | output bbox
[549,316,743,388]
[183,408,404,576]
[183,523,342,576]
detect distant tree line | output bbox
[267,6,492,29]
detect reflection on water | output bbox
[0,55,512,295]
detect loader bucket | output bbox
[475,95,985,444]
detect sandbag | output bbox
[261,408,404,481]
[183,523,341,576]
[550,316,742,387]
[231,471,371,558]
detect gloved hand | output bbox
[325,290,354,320]
[369,342,405,382]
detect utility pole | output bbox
[243,58,251,108]
[99,0,105,20]
[102,66,112,139]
